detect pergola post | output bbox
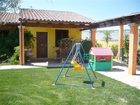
[91,29,96,47]
[128,23,138,75]
[18,25,25,65]
[118,24,124,62]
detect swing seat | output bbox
[71,60,83,71]
[74,65,84,71]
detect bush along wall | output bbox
[0,28,19,63]
[0,28,34,64]
[8,46,19,64]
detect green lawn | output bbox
[0,68,140,105]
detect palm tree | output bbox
[102,30,112,47]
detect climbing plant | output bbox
[58,38,77,61]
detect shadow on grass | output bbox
[83,80,105,88]
[54,83,95,89]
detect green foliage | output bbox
[110,44,118,58]
[0,0,21,12]
[24,31,35,49]
[82,40,92,53]
[59,38,77,60]
[102,30,112,47]
[0,28,34,64]
[123,34,129,57]
[82,40,102,53]
[0,28,19,62]
[8,46,19,64]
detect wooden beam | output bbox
[128,23,138,75]
[91,29,96,47]
[18,25,25,65]
[0,24,17,30]
[23,22,86,29]
[118,24,124,62]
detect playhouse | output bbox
[88,47,113,71]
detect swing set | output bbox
[54,43,97,88]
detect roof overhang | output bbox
[18,18,91,29]
[83,13,140,30]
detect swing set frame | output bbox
[54,43,97,88]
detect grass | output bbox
[0,68,140,105]
[97,40,118,48]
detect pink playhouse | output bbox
[88,47,113,71]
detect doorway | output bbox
[36,32,48,58]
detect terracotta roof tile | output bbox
[0,12,19,24]
[0,9,95,25]
[20,8,95,24]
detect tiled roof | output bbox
[20,8,94,24]
[0,12,19,24]
[0,8,95,25]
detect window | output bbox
[55,30,69,47]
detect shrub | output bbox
[82,40,102,53]
[0,28,34,64]
[0,28,19,62]
[123,34,129,57]
[8,46,19,64]
[59,38,77,61]
[110,44,118,58]
[82,40,92,53]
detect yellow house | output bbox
[0,8,94,64]
[18,8,94,63]
[26,27,81,59]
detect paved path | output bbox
[0,65,40,70]
[0,62,48,70]
[98,62,140,90]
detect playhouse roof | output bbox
[89,47,113,56]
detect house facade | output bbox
[26,27,81,59]
[0,8,94,63]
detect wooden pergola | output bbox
[84,13,140,75]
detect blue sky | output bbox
[20,0,140,21]
[20,0,140,40]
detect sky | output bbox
[20,0,140,40]
[20,0,140,21]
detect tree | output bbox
[102,30,112,47]
[0,0,21,12]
